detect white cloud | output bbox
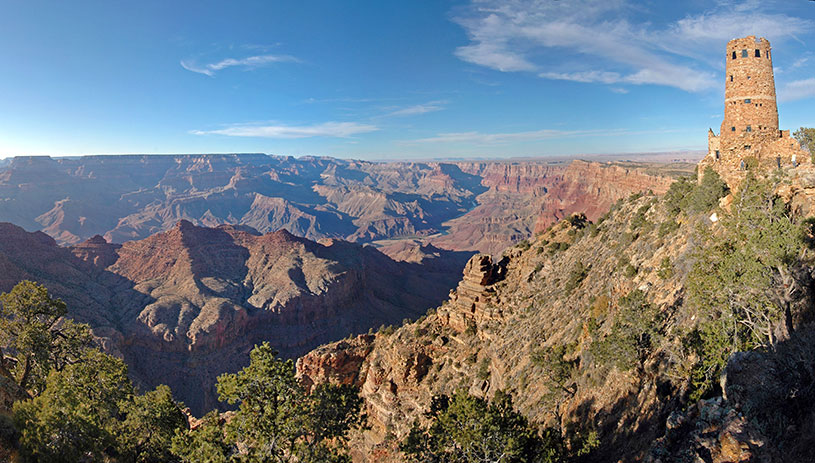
[540,71,624,85]
[191,122,379,139]
[779,78,815,102]
[453,0,811,92]
[792,57,809,69]
[181,54,299,76]
[385,101,447,117]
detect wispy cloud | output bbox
[779,78,815,102]
[191,121,379,139]
[180,54,299,76]
[385,101,447,117]
[407,128,631,144]
[453,0,811,92]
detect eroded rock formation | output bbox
[0,221,467,414]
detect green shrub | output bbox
[379,325,396,336]
[631,201,654,230]
[657,257,673,279]
[590,290,661,372]
[564,261,589,295]
[567,213,589,229]
[658,219,680,237]
[683,174,805,400]
[680,167,729,214]
[624,264,637,278]
[531,343,578,396]
[477,357,491,381]
[794,127,815,162]
[464,322,477,337]
[663,177,695,217]
[401,391,566,463]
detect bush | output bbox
[379,325,396,336]
[658,219,680,237]
[663,177,695,217]
[793,127,815,162]
[464,322,477,337]
[681,167,729,214]
[684,174,805,400]
[531,343,578,397]
[622,263,637,278]
[567,213,589,230]
[591,290,661,372]
[564,262,589,295]
[173,342,365,462]
[401,391,566,463]
[631,201,654,231]
[657,257,673,279]
[477,357,491,381]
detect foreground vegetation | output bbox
[0,282,365,462]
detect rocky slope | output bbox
[298,162,815,462]
[0,220,469,414]
[0,155,681,254]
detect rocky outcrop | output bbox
[297,335,376,392]
[647,397,767,463]
[440,254,508,332]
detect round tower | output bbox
[720,36,778,144]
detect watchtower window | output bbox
[732,51,737,59]
[741,49,748,57]
[730,75,733,82]
[744,99,751,103]
[744,145,751,150]
[746,125,752,132]
[755,49,761,57]
[731,127,736,132]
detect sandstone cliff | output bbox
[429,160,676,254]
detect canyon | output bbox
[0,155,683,254]
[0,155,687,432]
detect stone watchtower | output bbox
[720,36,778,144]
[703,35,806,184]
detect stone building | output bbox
[700,35,806,185]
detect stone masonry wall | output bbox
[721,35,778,146]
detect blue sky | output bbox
[0,0,813,160]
